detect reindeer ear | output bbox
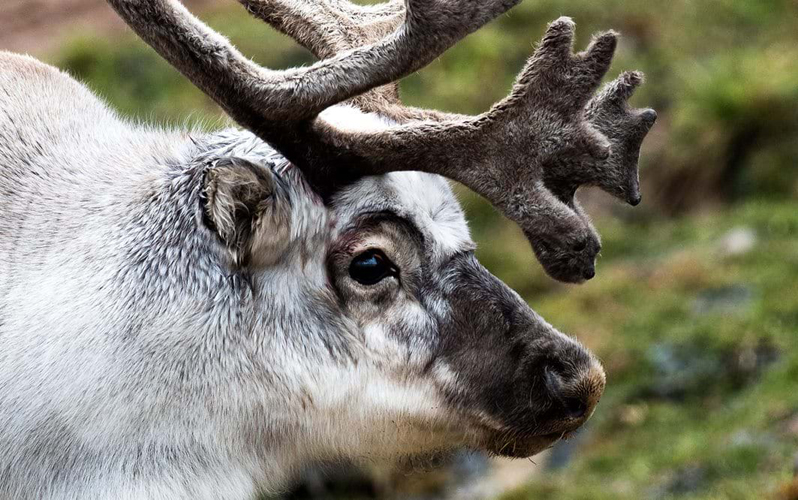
[203,158,290,267]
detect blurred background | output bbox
[2,0,797,498]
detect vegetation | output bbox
[496,199,798,499]
[44,0,798,498]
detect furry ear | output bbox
[203,158,290,267]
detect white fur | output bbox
[0,53,474,499]
[319,103,397,132]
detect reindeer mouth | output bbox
[486,431,566,458]
[467,414,580,458]
[470,408,588,458]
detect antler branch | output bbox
[109,1,656,283]
[108,0,519,125]
[298,18,656,282]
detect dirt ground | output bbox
[0,0,219,55]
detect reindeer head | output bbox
[322,165,606,458]
[106,0,654,462]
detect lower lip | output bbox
[492,432,563,458]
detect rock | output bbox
[692,285,754,316]
[636,338,779,402]
[650,465,708,498]
[728,429,777,451]
[718,227,757,256]
[641,342,724,400]
[726,339,780,389]
[617,403,649,427]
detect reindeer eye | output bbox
[349,250,397,286]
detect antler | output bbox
[238,0,404,114]
[108,0,519,123]
[241,2,656,282]
[108,0,656,283]
[313,18,656,282]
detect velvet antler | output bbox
[109,0,656,283]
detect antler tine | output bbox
[582,71,658,205]
[107,0,521,127]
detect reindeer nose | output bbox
[544,355,606,423]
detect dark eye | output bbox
[349,249,398,286]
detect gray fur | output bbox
[0,52,606,499]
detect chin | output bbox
[470,429,564,459]
[491,434,562,458]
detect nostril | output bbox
[582,267,595,280]
[561,396,588,420]
[544,364,592,421]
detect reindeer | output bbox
[0,0,655,498]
